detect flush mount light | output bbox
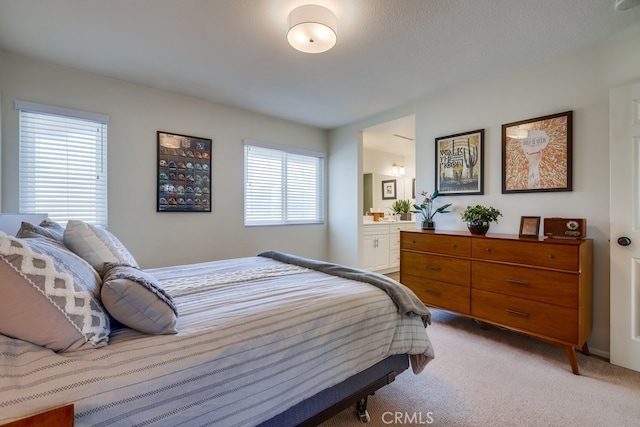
[615,0,640,10]
[287,4,337,53]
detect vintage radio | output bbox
[543,217,586,239]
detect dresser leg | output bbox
[581,342,590,356]
[565,346,580,375]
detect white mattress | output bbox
[0,256,434,426]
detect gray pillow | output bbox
[16,220,63,244]
[0,233,110,352]
[63,220,138,274]
[39,218,65,242]
[101,263,178,335]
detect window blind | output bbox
[244,141,325,226]
[17,102,108,227]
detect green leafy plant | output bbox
[390,199,411,214]
[461,205,502,225]
[411,190,452,222]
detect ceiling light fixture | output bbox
[615,0,640,10]
[287,5,337,54]
[392,164,405,176]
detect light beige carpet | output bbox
[320,309,640,427]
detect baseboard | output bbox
[588,346,610,361]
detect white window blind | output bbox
[244,140,325,226]
[16,101,108,227]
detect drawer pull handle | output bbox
[452,244,457,248]
[506,279,530,286]
[549,254,555,259]
[424,289,440,297]
[485,248,492,252]
[505,309,530,318]
[425,265,441,270]
[412,240,418,244]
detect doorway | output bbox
[359,115,416,272]
[362,115,416,217]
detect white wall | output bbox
[0,53,328,268]
[363,149,415,216]
[0,50,3,212]
[329,23,640,356]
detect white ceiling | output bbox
[0,0,639,131]
[363,115,416,157]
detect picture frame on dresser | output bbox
[435,129,484,196]
[519,216,541,238]
[157,131,212,212]
[502,111,573,194]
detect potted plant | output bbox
[461,204,502,235]
[412,190,452,230]
[390,199,412,220]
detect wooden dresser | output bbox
[400,230,593,375]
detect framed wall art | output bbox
[435,129,484,196]
[519,216,541,238]
[157,131,212,212]
[381,179,397,200]
[502,111,573,193]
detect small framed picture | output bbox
[519,216,541,237]
[382,179,397,200]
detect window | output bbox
[244,140,325,226]
[16,100,109,227]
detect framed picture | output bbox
[519,216,541,238]
[502,111,573,193]
[157,131,212,212]
[435,129,484,195]
[382,179,397,200]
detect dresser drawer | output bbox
[471,239,579,271]
[401,251,470,286]
[471,289,577,343]
[401,232,471,257]
[472,261,578,309]
[402,274,470,314]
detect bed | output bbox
[0,217,434,426]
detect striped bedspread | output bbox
[0,256,434,426]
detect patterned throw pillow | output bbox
[0,234,110,352]
[63,220,138,275]
[101,263,178,335]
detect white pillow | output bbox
[64,220,138,275]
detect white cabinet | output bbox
[362,222,414,272]
[362,224,390,271]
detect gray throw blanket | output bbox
[258,251,431,327]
